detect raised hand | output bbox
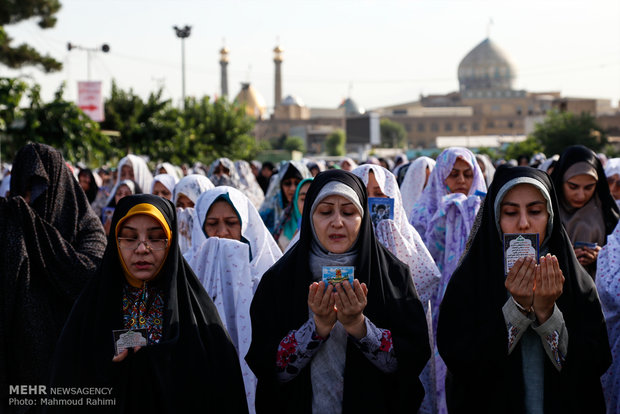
[308,281,337,338]
[505,257,536,313]
[334,279,368,339]
[533,254,565,324]
[575,246,601,266]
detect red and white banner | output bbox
[77,81,104,122]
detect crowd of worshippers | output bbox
[1,143,620,413]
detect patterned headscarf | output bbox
[352,164,441,308]
[208,158,242,189]
[400,156,436,221]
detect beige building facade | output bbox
[230,38,617,153]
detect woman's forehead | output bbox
[122,214,161,229]
[317,194,353,204]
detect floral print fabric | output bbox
[596,220,620,413]
[275,317,396,383]
[122,284,164,345]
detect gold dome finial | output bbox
[274,45,283,62]
[219,46,229,63]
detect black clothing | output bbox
[246,170,430,413]
[48,194,248,413]
[550,145,620,277]
[1,143,106,412]
[78,168,99,203]
[551,145,619,236]
[437,166,611,413]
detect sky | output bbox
[4,0,620,112]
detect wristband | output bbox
[512,297,532,315]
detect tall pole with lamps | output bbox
[173,25,192,108]
[67,43,110,80]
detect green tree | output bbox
[283,136,306,153]
[325,130,346,156]
[0,77,28,162]
[2,79,111,166]
[503,136,544,161]
[380,118,406,148]
[101,81,173,157]
[530,110,607,155]
[0,0,63,72]
[174,96,257,163]
[476,147,497,160]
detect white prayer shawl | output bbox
[173,174,214,206]
[605,158,620,179]
[475,154,496,188]
[156,162,182,180]
[186,186,282,414]
[105,154,153,206]
[235,160,265,209]
[190,186,282,289]
[351,164,441,308]
[174,175,214,254]
[188,238,256,412]
[151,174,178,194]
[401,157,436,221]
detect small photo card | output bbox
[112,328,148,355]
[503,233,540,275]
[369,197,394,229]
[574,241,597,250]
[322,266,354,287]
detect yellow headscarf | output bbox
[115,203,172,282]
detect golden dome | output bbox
[234,83,267,119]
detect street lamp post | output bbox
[173,25,192,108]
[67,43,110,80]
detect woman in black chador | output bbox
[437,166,610,413]
[246,170,430,413]
[48,194,248,413]
[0,143,106,411]
[550,145,619,278]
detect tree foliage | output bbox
[101,81,174,157]
[530,110,607,155]
[503,136,544,161]
[1,78,111,166]
[0,0,63,72]
[283,136,306,153]
[380,118,406,148]
[2,79,259,168]
[101,85,257,165]
[325,129,346,156]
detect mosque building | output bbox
[223,38,618,153]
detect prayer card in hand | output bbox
[503,233,539,275]
[322,266,355,288]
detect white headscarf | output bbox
[351,164,441,308]
[174,174,215,254]
[155,162,181,180]
[400,156,436,221]
[235,160,265,209]
[151,174,178,194]
[186,186,282,414]
[173,174,214,206]
[117,154,153,194]
[105,154,153,206]
[475,154,496,188]
[605,158,620,179]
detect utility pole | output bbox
[173,25,192,108]
[67,43,110,80]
